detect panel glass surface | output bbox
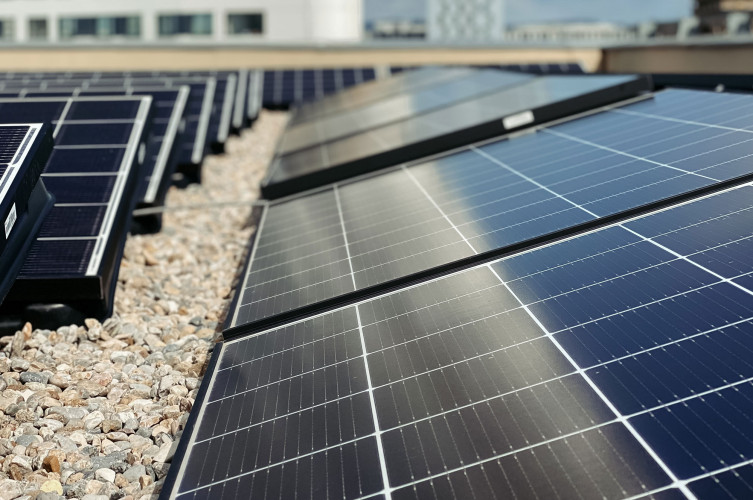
[171,184,753,499]
[291,67,472,125]
[267,75,640,188]
[278,70,533,155]
[238,88,753,327]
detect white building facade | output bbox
[426,0,505,42]
[0,0,363,43]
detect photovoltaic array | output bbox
[0,96,151,322]
[168,182,753,499]
[163,81,753,500]
[0,68,259,330]
[0,84,189,227]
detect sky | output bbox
[364,0,693,25]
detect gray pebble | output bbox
[11,358,30,371]
[36,493,64,500]
[4,403,20,416]
[122,463,146,482]
[48,406,88,422]
[90,450,127,470]
[80,445,99,457]
[19,371,49,384]
[14,434,40,447]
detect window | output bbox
[158,14,212,36]
[59,16,140,39]
[0,19,15,42]
[28,18,48,40]
[228,13,264,35]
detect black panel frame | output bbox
[652,73,753,92]
[160,343,223,499]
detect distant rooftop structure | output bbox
[695,0,753,33]
[0,0,363,44]
[426,0,505,42]
[506,22,637,43]
[367,19,426,39]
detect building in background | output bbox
[695,0,753,33]
[426,0,505,42]
[506,22,637,43]
[0,0,363,43]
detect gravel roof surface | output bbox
[0,110,288,500]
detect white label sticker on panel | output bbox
[4,203,17,239]
[503,110,535,130]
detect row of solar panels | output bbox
[0,69,268,331]
[162,68,753,499]
[0,64,588,333]
[261,63,586,109]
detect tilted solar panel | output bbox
[0,75,216,183]
[289,67,474,126]
[163,182,753,499]
[85,77,216,181]
[0,96,151,327]
[0,123,54,302]
[0,85,189,232]
[149,70,247,134]
[261,74,651,199]
[262,68,379,109]
[233,88,753,332]
[277,70,535,156]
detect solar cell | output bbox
[0,123,54,302]
[0,96,151,326]
[235,88,753,331]
[277,70,534,155]
[262,74,651,199]
[164,183,753,500]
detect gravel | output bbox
[0,110,288,499]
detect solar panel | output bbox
[163,182,753,499]
[150,70,247,135]
[289,67,474,126]
[262,68,379,109]
[0,75,216,183]
[261,74,651,200]
[0,123,54,302]
[277,70,535,156]
[233,88,753,331]
[84,77,216,179]
[0,96,151,326]
[0,84,189,232]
